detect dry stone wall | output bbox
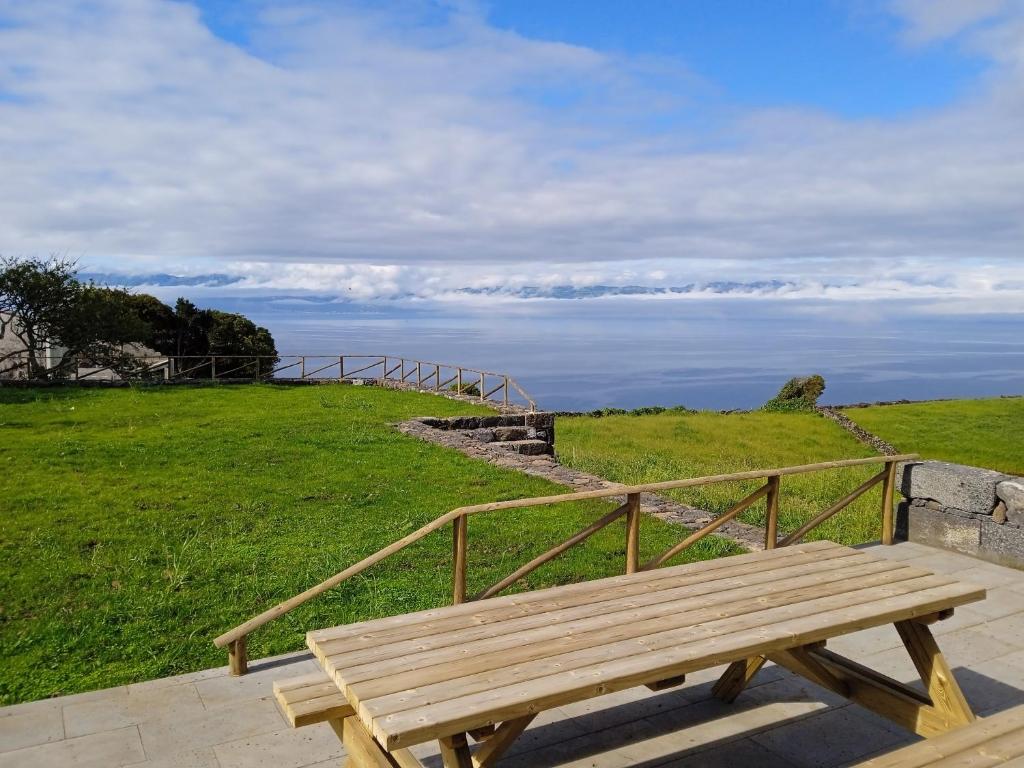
[898,460,1024,568]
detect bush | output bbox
[762,374,826,412]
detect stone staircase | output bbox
[413,413,555,456]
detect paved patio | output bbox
[3,541,1024,768]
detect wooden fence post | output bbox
[479,373,485,402]
[452,515,468,604]
[503,376,509,407]
[765,476,781,549]
[625,493,641,574]
[417,362,422,388]
[882,460,898,545]
[457,368,463,394]
[211,356,217,379]
[228,636,247,676]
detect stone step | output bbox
[493,426,530,441]
[502,439,551,456]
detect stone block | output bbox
[478,416,504,428]
[980,518,1024,569]
[897,501,981,555]
[448,416,481,430]
[998,480,1024,524]
[494,426,529,441]
[504,439,551,456]
[901,461,1010,515]
[470,428,496,443]
[525,412,555,429]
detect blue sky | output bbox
[0,0,1022,311]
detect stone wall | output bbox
[898,460,1024,568]
[414,412,556,456]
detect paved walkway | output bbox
[3,542,1024,768]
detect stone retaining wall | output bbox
[898,460,1024,568]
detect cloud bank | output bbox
[1,0,1022,311]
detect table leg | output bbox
[767,618,975,738]
[895,619,975,729]
[712,655,767,703]
[329,717,423,768]
[439,733,473,768]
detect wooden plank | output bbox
[310,542,845,651]
[338,559,916,701]
[856,705,1024,767]
[895,619,975,729]
[326,551,880,673]
[369,579,982,749]
[711,656,767,703]
[273,673,354,727]
[354,573,942,716]
[328,554,893,681]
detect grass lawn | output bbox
[841,398,1024,475]
[0,385,740,705]
[558,410,887,546]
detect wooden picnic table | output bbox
[290,540,986,767]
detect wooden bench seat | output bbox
[273,671,354,727]
[856,704,1024,766]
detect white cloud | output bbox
[0,0,1022,309]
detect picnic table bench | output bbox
[855,704,1024,766]
[274,540,986,767]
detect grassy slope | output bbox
[558,410,885,545]
[0,385,739,704]
[841,398,1024,475]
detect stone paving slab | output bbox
[2,542,1023,768]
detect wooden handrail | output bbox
[212,452,918,673]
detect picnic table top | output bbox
[307,539,985,751]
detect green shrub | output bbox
[762,375,826,412]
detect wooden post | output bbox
[228,636,247,676]
[300,356,305,380]
[339,356,344,381]
[452,514,468,604]
[382,356,387,381]
[417,362,422,388]
[882,460,898,545]
[625,492,641,574]
[457,368,462,394]
[434,364,440,391]
[765,475,781,549]
[210,356,216,379]
[503,376,509,407]
[479,373,485,402]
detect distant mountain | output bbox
[455,281,794,299]
[80,272,241,288]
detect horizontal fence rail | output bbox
[213,453,919,675]
[0,353,536,411]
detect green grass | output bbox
[0,385,741,705]
[558,410,888,546]
[841,397,1024,475]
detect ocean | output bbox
[235,298,1024,412]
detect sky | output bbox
[1,0,1023,312]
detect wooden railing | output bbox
[13,353,537,411]
[213,453,918,675]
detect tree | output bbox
[762,375,827,412]
[0,256,279,380]
[208,310,278,376]
[0,257,156,379]
[1,256,83,378]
